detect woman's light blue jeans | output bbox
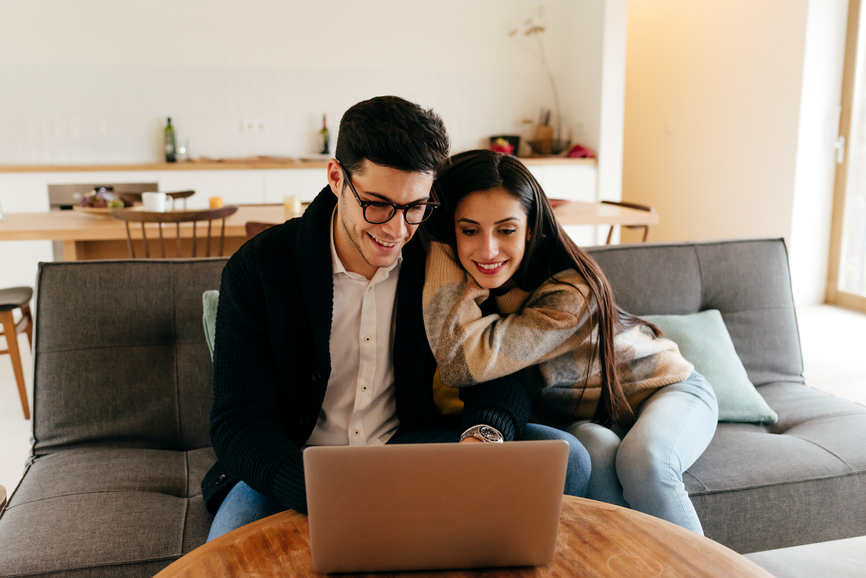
[207,423,591,542]
[565,371,718,535]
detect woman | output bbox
[423,149,718,534]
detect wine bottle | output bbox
[164,117,177,163]
[320,114,330,155]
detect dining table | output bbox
[0,201,658,261]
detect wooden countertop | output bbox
[0,205,281,241]
[0,157,596,174]
[0,200,655,243]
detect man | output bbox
[203,96,587,540]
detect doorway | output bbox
[829,0,866,311]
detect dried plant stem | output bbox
[535,33,561,140]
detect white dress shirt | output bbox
[305,208,402,446]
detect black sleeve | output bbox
[458,368,533,441]
[454,296,533,441]
[209,247,307,513]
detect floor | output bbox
[0,304,865,498]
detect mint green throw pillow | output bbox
[642,310,778,424]
[203,290,219,361]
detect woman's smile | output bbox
[473,260,508,274]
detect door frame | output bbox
[827,0,866,311]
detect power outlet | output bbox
[240,120,267,134]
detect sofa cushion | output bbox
[685,382,866,552]
[203,290,219,360]
[641,310,778,423]
[32,259,226,457]
[0,447,216,576]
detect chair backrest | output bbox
[245,221,277,240]
[600,200,655,244]
[110,206,238,258]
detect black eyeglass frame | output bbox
[339,165,441,225]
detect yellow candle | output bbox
[284,195,301,219]
[209,196,224,208]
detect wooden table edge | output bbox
[155,496,774,578]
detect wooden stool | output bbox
[0,286,33,419]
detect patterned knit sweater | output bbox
[423,241,694,421]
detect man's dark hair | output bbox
[335,96,450,176]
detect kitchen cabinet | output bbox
[0,179,53,289]
[526,162,600,246]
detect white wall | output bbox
[622,0,848,304]
[0,0,613,166]
[623,0,810,243]
[790,0,849,305]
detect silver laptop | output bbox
[303,439,569,573]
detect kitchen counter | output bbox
[0,157,595,174]
[0,158,601,286]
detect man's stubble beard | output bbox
[338,188,397,272]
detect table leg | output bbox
[62,240,78,261]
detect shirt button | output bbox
[362,385,368,391]
[364,336,371,343]
[354,430,361,436]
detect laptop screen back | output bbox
[303,440,568,573]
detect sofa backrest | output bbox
[586,238,804,387]
[32,258,227,457]
[29,239,802,456]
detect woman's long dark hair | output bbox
[427,150,659,428]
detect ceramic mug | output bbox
[142,192,175,212]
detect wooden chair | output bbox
[0,286,33,419]
[110,206,238,258]
[601,200,656,244]
[245,221,277,240]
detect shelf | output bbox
[0,156,596,174]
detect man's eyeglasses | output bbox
[340,165,440,225]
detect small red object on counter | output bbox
[490,137,515,155]
[567,144,596,158]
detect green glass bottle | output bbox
[164,117,177,163]
[320,114,330,155]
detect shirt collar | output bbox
[330,206,403,280]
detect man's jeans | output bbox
[566,371,718,535]
[206,423,590,541]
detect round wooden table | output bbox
[155,496,773,577]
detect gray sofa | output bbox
[0,238,863,576]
